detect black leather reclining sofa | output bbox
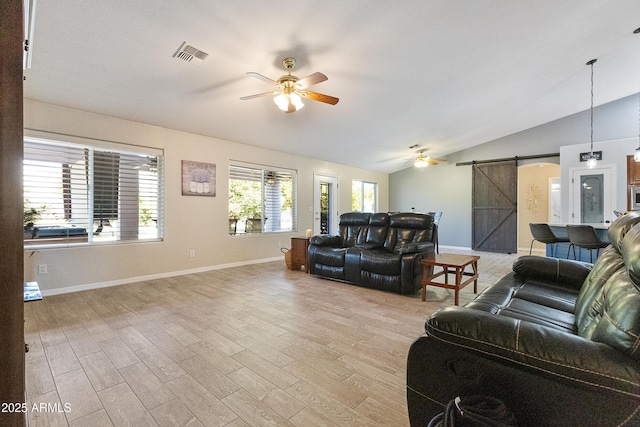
[407,212,640,426]
[308,212,436,295]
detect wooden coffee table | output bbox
[421,253,480,305]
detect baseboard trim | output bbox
[438,245,472,251]
[40,256,283,297]
[520,247,545,255]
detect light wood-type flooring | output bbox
[24,248,519,426]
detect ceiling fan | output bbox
[414,150,446,167]
[240,57,339,113]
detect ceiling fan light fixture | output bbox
[273,92,304,112]
[273,93,288,111]
[289,92,304,110]
[414,155,429,168]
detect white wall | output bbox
[23,99,389,294]
[517,163,561,252]
[389,162,472,248]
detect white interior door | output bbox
[549,177,561,223]
[314,174,339,235]
[570,166,615,224]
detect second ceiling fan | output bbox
[414,150,446,167]
[241,57,339,113]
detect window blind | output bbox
[23,138,164,246]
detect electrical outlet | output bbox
[189,250,195,258]
[38,264,47,274]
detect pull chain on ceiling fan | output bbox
[240,57,339,113]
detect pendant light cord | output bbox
[590,60,595,154]
[634,83,640,161]
[635,28,640,144]
[584,59,598,168]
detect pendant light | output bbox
[586,59,598,169]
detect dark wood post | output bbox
[0,0,26,425]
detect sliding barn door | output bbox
[472,160,517,253]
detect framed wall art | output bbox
[182,160,216,196]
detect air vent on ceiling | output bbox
[173,42,209,63]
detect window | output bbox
[229,164,297,234]
[352,180,377,212]
[23,137,164,246]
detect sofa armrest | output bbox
[393,241,433,254]
[511,255,591,290]
[309,235,342,247]
[426,306,640,396]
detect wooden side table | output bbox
[290,237,310,273]
[421,253,480,305]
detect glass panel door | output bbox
[580,174,604,223]
[314,174,339,235]
[320,181,330,234]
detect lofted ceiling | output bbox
[23,1,640,173]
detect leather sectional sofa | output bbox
[308,212,436,295]
[407,211,640,426]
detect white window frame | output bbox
[23,134,164,248]
[229,162,297,235]
[352,180,377,213]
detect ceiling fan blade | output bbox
[297,72,328,89]
[240,91,275,100]
[426,157,447,165]
[298,90,339,105]
[246,72,277,85]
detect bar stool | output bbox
[428,212,442,253]
[566,225,608,262]
[529,223,569,257]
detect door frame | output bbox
[313,174,339,235]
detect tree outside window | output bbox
[229,165,296,234]
[352,180,377,212]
